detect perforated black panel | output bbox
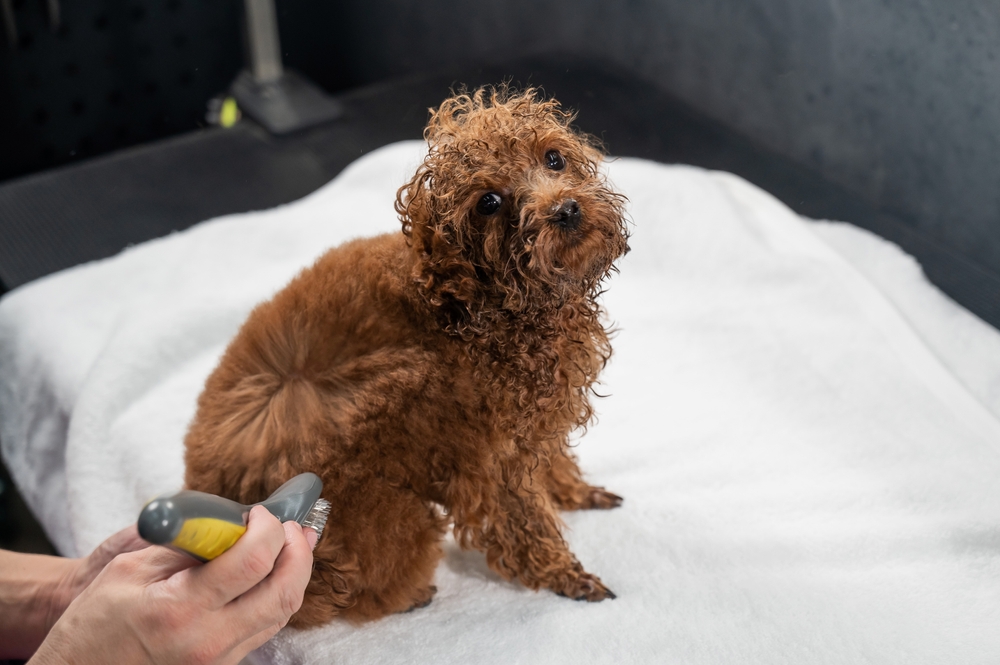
[0,0,242,182]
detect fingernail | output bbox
[304,527,318,550]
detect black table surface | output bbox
[1,55,998,329]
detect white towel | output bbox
[2,141,1000,664]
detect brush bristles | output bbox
[302,498,331,540]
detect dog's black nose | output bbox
[551,199,581,230]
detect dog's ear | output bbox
[396,162,483,325]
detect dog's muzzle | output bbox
[550,199,581,231]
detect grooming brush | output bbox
[137,472,331,561]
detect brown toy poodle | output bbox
[184,86,630,627]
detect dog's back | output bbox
[185,231,432,499]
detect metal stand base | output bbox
[230,69,343,135]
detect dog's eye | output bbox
[476,192,503,216]
[545,150,565,171]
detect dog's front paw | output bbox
[584,487,623,510]
[557,571,616,602]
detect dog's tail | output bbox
[184,363,340,497]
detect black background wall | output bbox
[301,0,1000,281]
[0,1,242,181]
[2,0,998,278]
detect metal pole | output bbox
[45,0,60,30]
[230,0,341,134]
[244,0,283,83]
[1,0,17,49]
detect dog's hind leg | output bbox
[292,478,446,626]
[544,447,622,511]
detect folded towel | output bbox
[3,141,999,664]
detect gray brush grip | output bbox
[137,491,247,545]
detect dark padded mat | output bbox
[1,55,998,330]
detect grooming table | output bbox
[2,58,1000,663]
[2,140,1000,664]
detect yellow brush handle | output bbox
[171,517,248,561]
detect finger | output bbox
[79,524,152,583]
[224,520,314,637]
[186,505,286,608]
[93,524,150,561]
[103,545,199,586]
[304,527,318,551]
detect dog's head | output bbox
[396,87,629,326]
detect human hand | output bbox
[55,522,150,613]
[29,506,317,665]
[0,524,149,659]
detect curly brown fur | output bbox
[184,86,630,627]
